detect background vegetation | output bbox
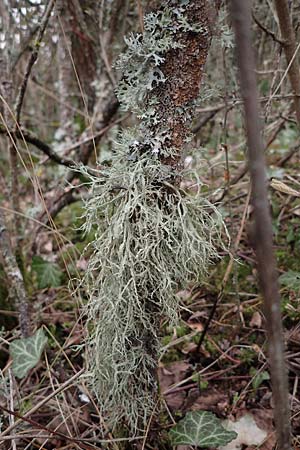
[0,0,299,449]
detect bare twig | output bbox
[219,113,290,197]
[0,368,84,439]
[0,122,77,169]
[195,190,251,356]
[0,102,120,173]
[274,0,300,125]
[252,13,284,45]
[8,369,17,450]
[15,0,57,123]
[278,140,300,166]
[12,24,39,69]
[0,405,97,450]
[230,2,291,449]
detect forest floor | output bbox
[1,122,300,450]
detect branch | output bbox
[0,212,30,337]
[278,140,300,166]
[0,123,112,177]
[0,123,77,168]
[230,2,291,450]
[252,13,284,45]
[15,0,57,123]
[12,24,40,69]
[274,0,300,126]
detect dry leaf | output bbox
[270,178,300,197]
[249,311,262,328]
[220,414,267,450]
[188,322,204,332]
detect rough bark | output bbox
[230,2,291,449]
[152,0,221,166]
[139,0,221,427]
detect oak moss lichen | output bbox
[81,0,223,432]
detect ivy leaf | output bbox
[32,256,62,289]
[169,411,237,448]
[10,328,48,378]
[279,271,300,291]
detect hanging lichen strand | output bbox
[82,0,222,432]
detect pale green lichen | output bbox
[81,0,225,433]
[81,144,225,431]
[116,1,207,121]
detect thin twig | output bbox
[8,369,17,450]
[0,405,98,450]
[195,190,251,356]
[252,13,284,45]
[230,2,291,449]
[15,0,57,123]
[0,368,84,439]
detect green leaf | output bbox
[31,256,62,289]
[250,368,270,391]
[279,271,300,291]
[10,328,48,378]
[169,411,237,448]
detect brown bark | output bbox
[152,1,221,166]
[230,1,291,449]
[274,0,300,126]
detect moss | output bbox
[175,324,191,338]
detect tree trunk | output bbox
[83,0,222,438]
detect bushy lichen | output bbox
[81,0,223,433]
[82,147,224,430]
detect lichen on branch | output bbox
[81,0,223,432]
[117,0,220,159]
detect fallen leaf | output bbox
[187,322,204,332]
[189,388,229,416]
[159,361,191,410]
[220,414,267,450]
[249,311,262,328]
